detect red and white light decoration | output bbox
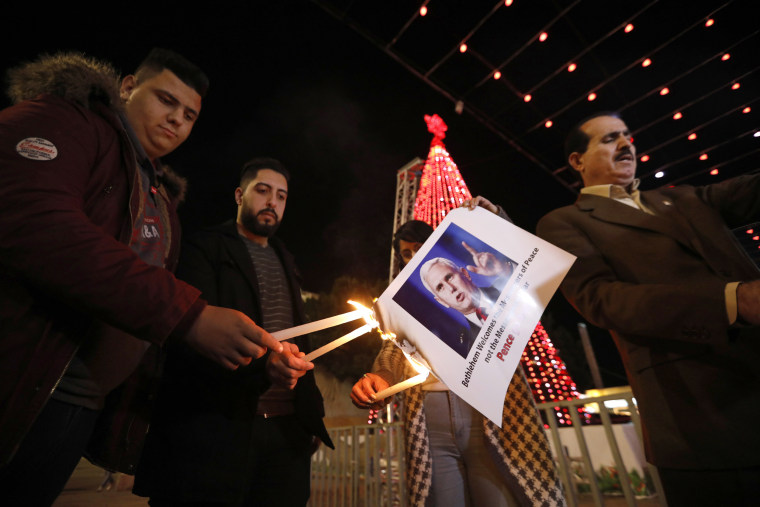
[413,114,473,229]
[522,323,588,427]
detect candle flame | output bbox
[347,300,379,330]
[356,299,431,378]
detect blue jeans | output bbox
[0,398,100,506]
[423,391,518,507]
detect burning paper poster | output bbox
[373,207,575,426]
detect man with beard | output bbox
[537,112,760,505]
[134,158,333,506]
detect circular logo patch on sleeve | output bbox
[16,137,58,161]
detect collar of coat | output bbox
[6,52,122,111]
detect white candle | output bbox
[372,371,430,400]
[303,323,375,361]
[271,309,365,341]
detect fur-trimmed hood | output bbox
[6,52,122,112]
[161,166,188,203]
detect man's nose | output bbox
[167,107,183,126]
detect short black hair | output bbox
[564,111,622,163]
[392,220,433,265]
[240,157,291,189]
[135,48,209,98]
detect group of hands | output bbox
[181,196,502,394]
[181,192,760,397]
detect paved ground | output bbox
[55,458,663,506]
[54,459,146,507]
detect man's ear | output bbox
[434,296,449,308]
[234,187,243,206]
[120,75,138,101]
[568,152,584,173]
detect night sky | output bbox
[1,2,624,386]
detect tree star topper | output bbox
[424,113,447,142]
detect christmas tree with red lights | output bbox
[413,114,585,426]
[413,114,472,228]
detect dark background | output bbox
[3,0,756,389]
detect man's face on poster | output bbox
[424,260,479,315]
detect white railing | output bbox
[312,390,667,507]
[537,388,668,507]
[310,422,406,507]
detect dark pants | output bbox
[658,466,760,507]
[149,414,314,507]
[0,398,100,506]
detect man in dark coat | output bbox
[0,50,282,505]
[135,157,333,506]
[536,112,760,505]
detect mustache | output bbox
[615,147,633,160]
[256,208,279,221]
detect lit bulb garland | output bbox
[414,114,472,228]
[521,322,588,426]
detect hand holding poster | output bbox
[373,207,575,425]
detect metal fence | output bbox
[537,389,668,507]
[309,422,407,507]
[311,390,668,507]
